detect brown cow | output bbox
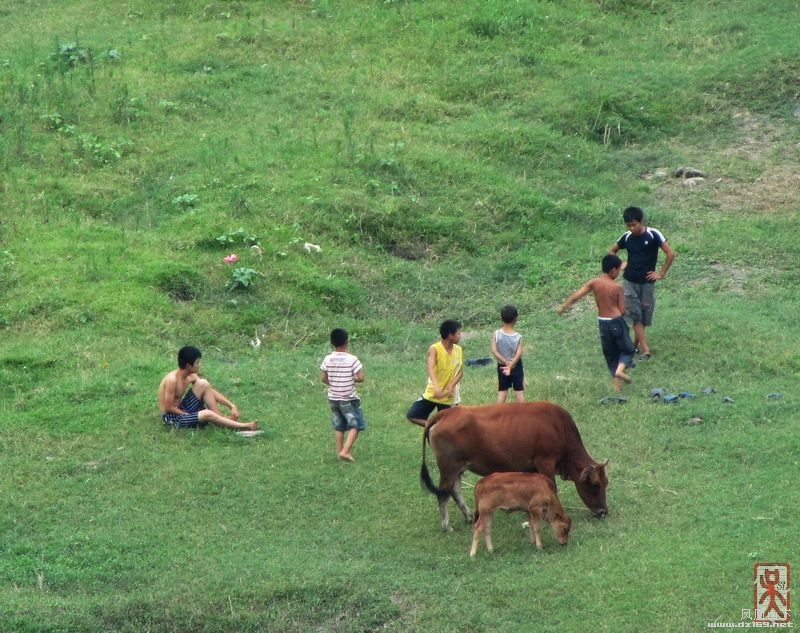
[470,472,571,557]
[420,401,608,531]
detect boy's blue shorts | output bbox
[329,399,366,432]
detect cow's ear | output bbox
[579,465,591,482]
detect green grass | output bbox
[1,0,799,631]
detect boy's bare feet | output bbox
[615,370,632,384]
[338,452,355,462]
[243,421,259,430]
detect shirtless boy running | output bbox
[557,254,636,392]
[158,345,259,430]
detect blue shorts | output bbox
[162,390,208,428]
[329,399,366,432]
[598,316,636,376]
[406,397,452,422]
[497,360,524,392]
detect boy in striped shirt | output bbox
[320,328,366,462]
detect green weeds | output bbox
[226,266,261,291]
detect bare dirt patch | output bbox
[649,110,800,215]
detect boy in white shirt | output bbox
[320,328,366,462]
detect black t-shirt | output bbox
[616,227,667,284]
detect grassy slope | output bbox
[1,1,799,631]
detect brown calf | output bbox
[469,472,572,557]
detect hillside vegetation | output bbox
[1,1,798,631]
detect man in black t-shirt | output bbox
[609,206,675,359]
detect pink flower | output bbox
[223,254,239,263]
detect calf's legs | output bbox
[526,508,544,550]
[469,512,495,557]
[469,507,547,556]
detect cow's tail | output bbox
[420,411,449,500]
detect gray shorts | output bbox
[329,399,366,432]
[623,279,656,326]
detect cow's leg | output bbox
[483,513,495,553]
[527,509,544,550]
[438,494,452,532]
[451,476,474,524]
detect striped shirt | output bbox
[320,351,362,401]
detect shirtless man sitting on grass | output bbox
[158,345,259,430]
[557,254,637,392]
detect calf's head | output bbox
[544,507,572,545]
[576,459,609,518]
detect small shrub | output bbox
[215,227,261,247]
[73,133,133,166]
[226,267,261,291]
[48,42,91,70]
[158,99,177,113]
[40,113,66,131]
[112,85,148,124]
[172,194,199,209]
[153,265,203,301]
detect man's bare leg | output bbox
[198,410,258,430]
[189,380,255,429]
[192,379,225,414]
[633,322,649,356]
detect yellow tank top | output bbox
[423,341,463,404]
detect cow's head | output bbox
[576,459,609,518]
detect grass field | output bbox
[1,1,798,631]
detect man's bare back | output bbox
[556,272,625,319]
[587,276,626,319]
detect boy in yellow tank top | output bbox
[406,319,463,427]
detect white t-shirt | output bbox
[320,351,362,401]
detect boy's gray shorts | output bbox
[623,280,656,326]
